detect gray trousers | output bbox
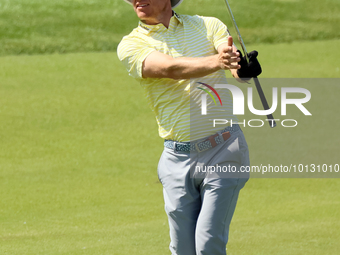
[158,127,249,255]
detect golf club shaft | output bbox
[254,77,276,128]
[223,0,276,128]
[224,0,248,62]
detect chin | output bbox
[136,9,151,18]
[137,13,147,20]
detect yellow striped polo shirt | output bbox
[117,12,236,142]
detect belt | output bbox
[164,125,240,153]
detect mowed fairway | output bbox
[0,39,339,254]
[0,52,165,254]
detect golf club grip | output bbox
[253,77,276,128]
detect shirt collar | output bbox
[138,11,182,34]
[173,11,183,24]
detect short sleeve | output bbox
[205,17,231,51]
[117,36,155,80]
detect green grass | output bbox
[228,39,340,78]
[0,0,339,55]
[0,0,138,56]
[0,40,339,254]
[0,52,165,254]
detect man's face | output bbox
[133,0,172,25]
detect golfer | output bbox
[118,0,261,254]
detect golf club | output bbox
[224,0,277,128]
